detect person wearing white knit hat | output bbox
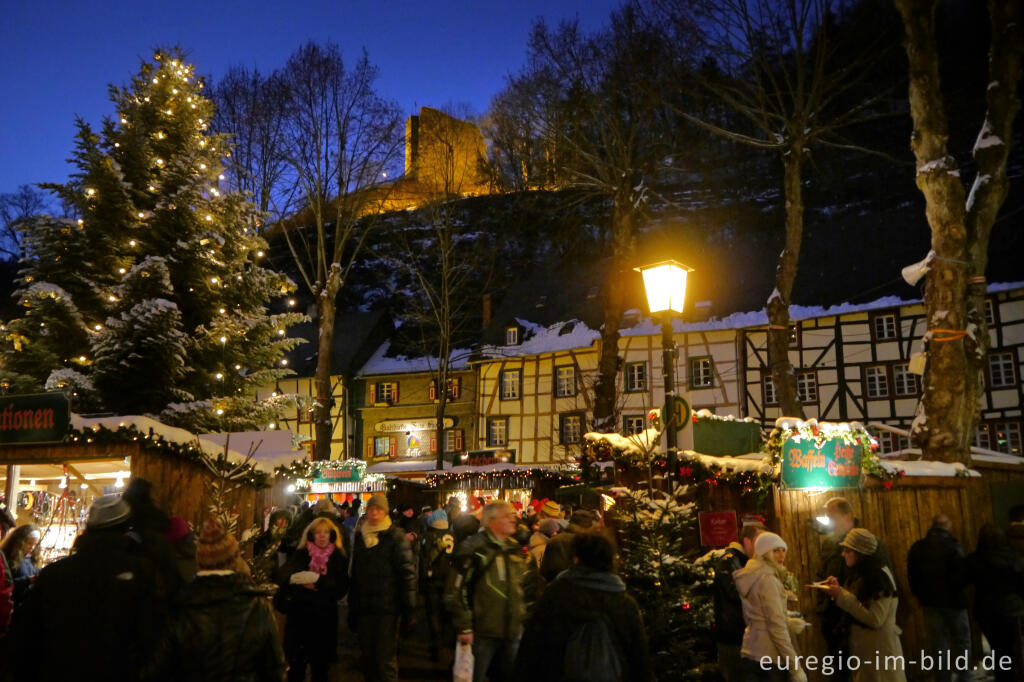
[733,531,806,682]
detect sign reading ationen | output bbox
[781,435,862,489]
[0,393,70,445]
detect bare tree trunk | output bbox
[593,202,636,432]
[895,0,1005,462]
[313,267,342,461]
[768,147,806,419]
[963,0,1023,444]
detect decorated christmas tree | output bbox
[612,487,717,681]
[2,49,303,429]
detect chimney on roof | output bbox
[693,300,713,321]
[482,293,492,329]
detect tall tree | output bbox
[2,49,303,428]
[275,43,404,460]
[494,7,680,433]
[653,0,901,417]
[0,185,45,260]
[212,66,291,218]
[894,0,1021,462]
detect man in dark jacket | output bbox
[419,509,455,662]
[538,509,596,585]
[908,514,970,682]
[348,493,417,682]
[12,495,164,682]
[514,528,653,682]
[156,517,285,682]
[446,500,526,682]
[712,522,766,682]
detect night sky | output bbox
[0,0,622,196]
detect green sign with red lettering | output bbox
[0,393,70,444]
[781,435,862,489]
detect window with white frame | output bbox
[873,313,898,341]
[989,352,1017,388]
[763,376,777,405]
[974,426,991,451]
[374,382,396,404]
[985,299,995,326]
[486,418,508,447]
[876,431,896,454]
[690,357,714,389]
[560,413,584,445]
[500,370,521,400]
[505,326,519,345]
[995,421,1022,455]
[893,363,918,396]
[624,362,647,392]
[897,434,912,451]
[865,365,889,398]
[623,415,645,436]
[555,365,576,397]
[797,371,818,403]
[374,436,391,458]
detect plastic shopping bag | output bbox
[453,641,474,682]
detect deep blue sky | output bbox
[0,0,622,196]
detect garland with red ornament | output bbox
[766,418,905,487]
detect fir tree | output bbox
[2,49,303,429]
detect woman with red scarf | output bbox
[278,516,348,682]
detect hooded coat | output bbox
[513,566,653,682]
[733,557,801,672]
[712,542,749,644]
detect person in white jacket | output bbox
[733,532,807,682]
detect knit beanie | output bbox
[754,532,788,557]
[427,509,449,529]
[196,518,240,570]
[540,500,561,519]
[839,528,878,556]
[538,518,561,537]
[366,493,389,513]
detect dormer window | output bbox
[505,326,519,345]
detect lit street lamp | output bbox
[636,260,693,492]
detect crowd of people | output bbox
[711,497,1024,682]
[0,485,654,682]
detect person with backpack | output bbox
[712,522,767,682]
[419,508,455,662]
[445,500,525,682]
[513,528,653,682]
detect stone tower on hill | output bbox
[404,107,490,197]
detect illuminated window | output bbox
[373,436,391,458]
[505,327,519,345]
[375,382,395,403]
[995,422,1022,455]
[865,365,888,399]
[624,362,647,393]
[984,299,995,326]
[690,357,713,389]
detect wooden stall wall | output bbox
[767,464,1024,682]
[131,449,262,532]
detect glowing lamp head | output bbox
[635,260,693,315]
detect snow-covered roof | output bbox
[367,460,452,474]
[196,430,307,472]
[356,341,473,377]
[880,460,980,477]
[70,414,304,474]
[680,450,775,474]
[479,319,601,359]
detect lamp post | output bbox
[636,260,692,493]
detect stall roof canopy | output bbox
[71,415,305,473]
